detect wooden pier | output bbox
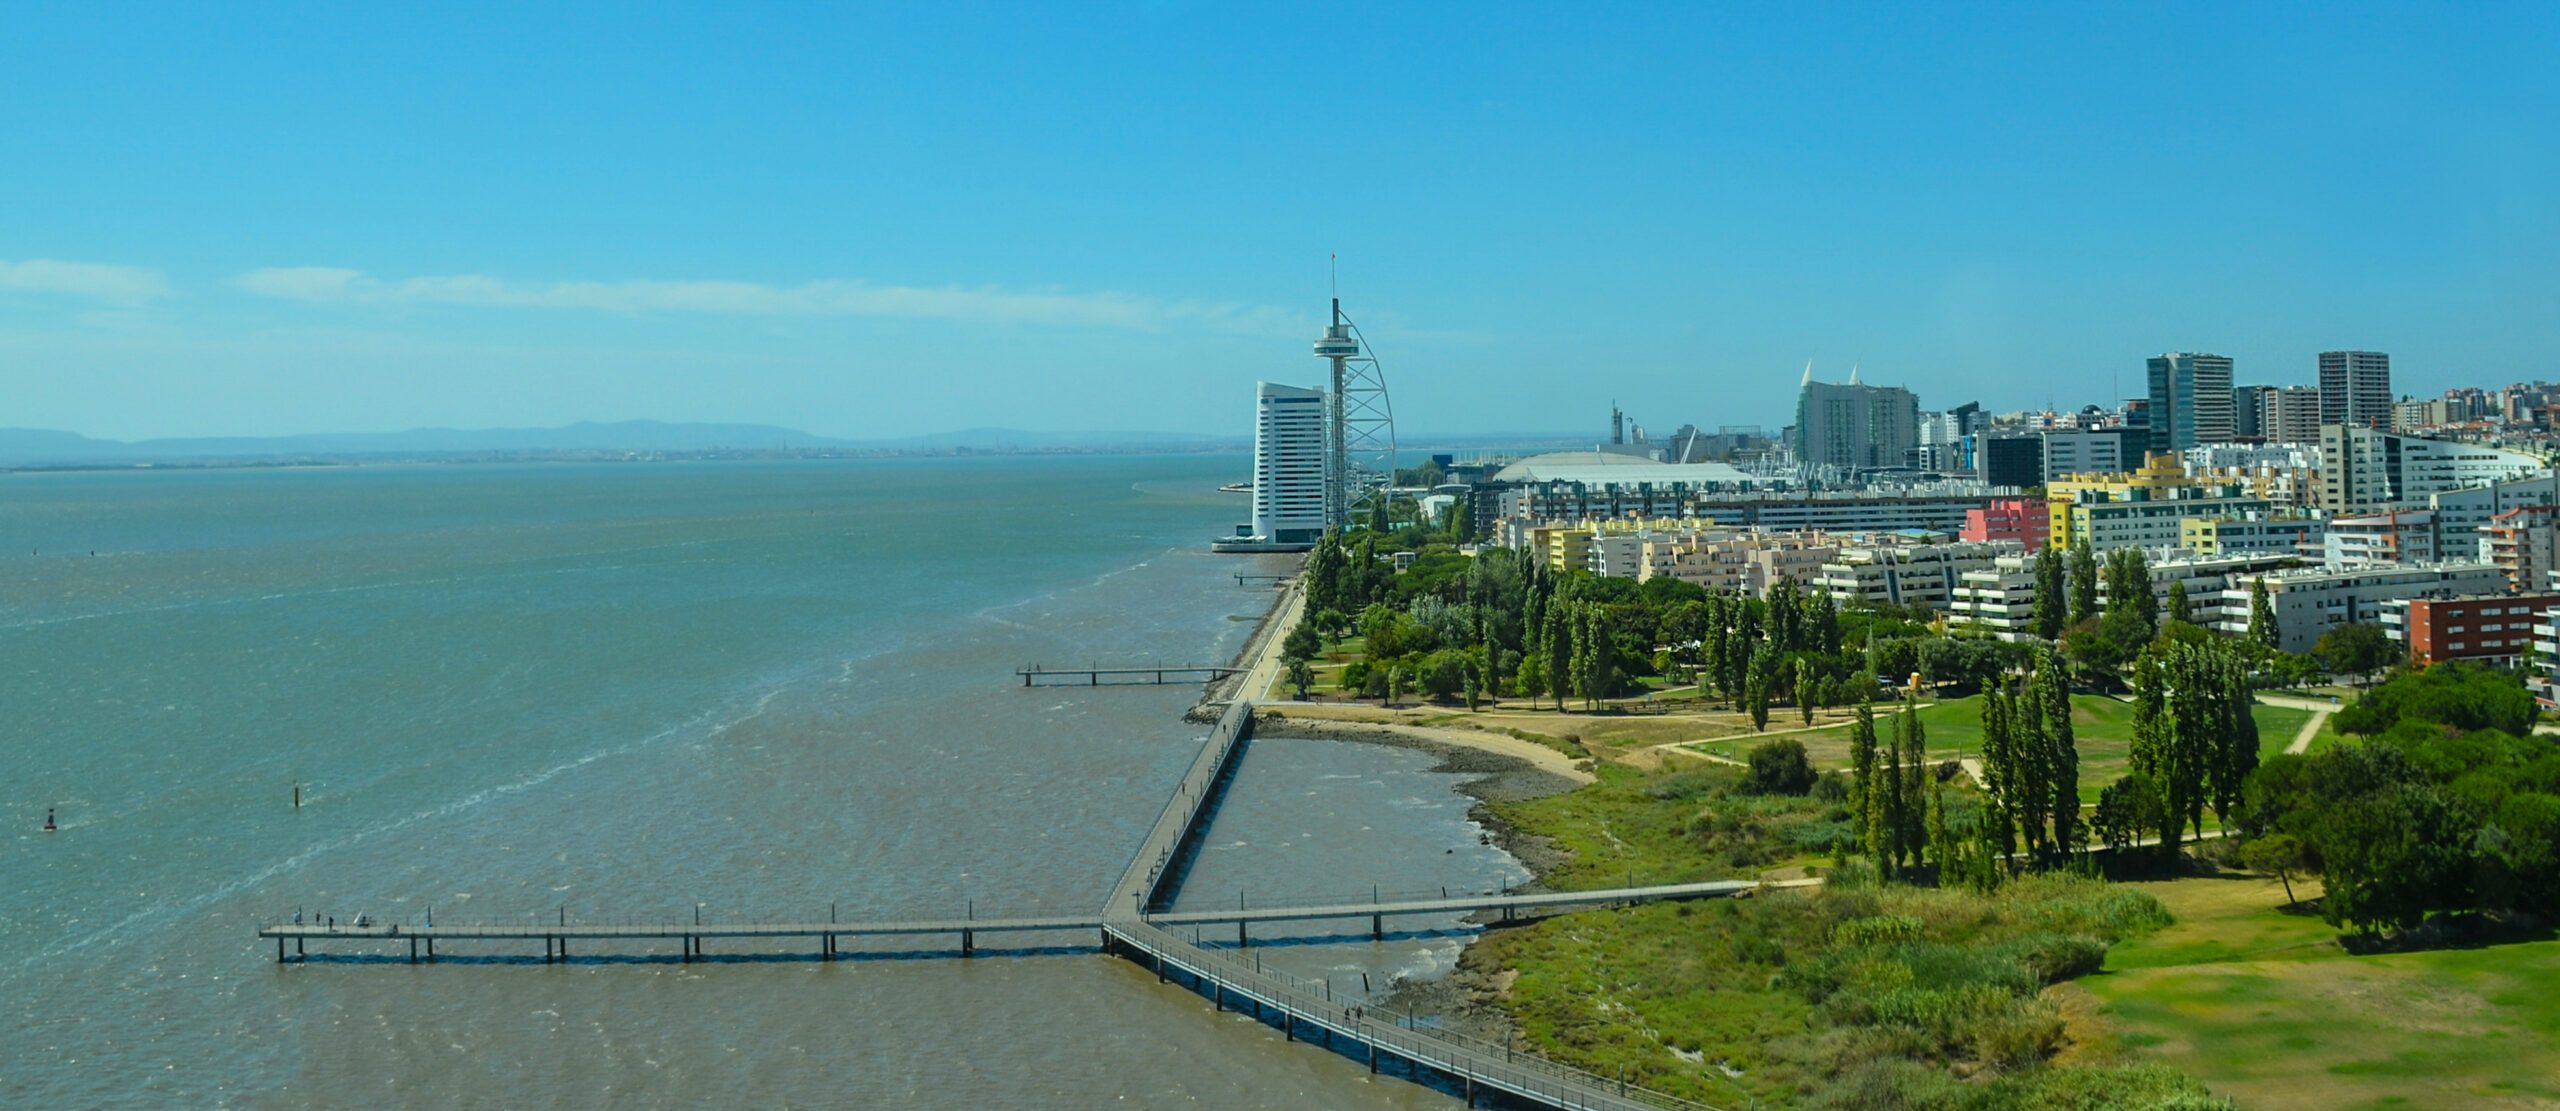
[1016,664,1245,687]
[257,700,1732,1109]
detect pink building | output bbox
[1962,498,2050,552]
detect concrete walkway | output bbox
[1235,579,1305,703]
[2283,708,2334,755]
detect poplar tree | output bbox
[2033,544,2067,640]
[1542,603,1572,711]
[2069,541,2100,628]
[1978,685,2020,860]
[1811,590,1843,655]
[1794,657,1818,727]
[2248,578,2281,652]
[1701,594,1729,700]
[1746,641,1776,732]
[2013,680,2053,858]
[1583,604,1617,707]
[2127,654,2175,857]
[2209,646,2259,827]
[2035,650,2081,856]
[1569,604,1595,709]
[1876,710,1907,876]
[2167,579,2191,625]
[1926,774,1953,883]
[1849,696,1879,842]
[1898,698,1930,871]
[2160,637,2222,844]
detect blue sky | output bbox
[4,3,2556,441]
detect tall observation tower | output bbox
[1312,292,1395,528]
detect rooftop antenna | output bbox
[1330,254,1340,326]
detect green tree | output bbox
[1794,656,1818,726]
[2167,579,2192,625]
[2240,832,2311,906]
[1542,603,1572,711]
[2068,540,2100,627]
[1747,642,1779,732]
[1305,532,1346,613]
[1810,589,1843,654]
[1977,685,2021,860]
[2126,655,2176,856]
[1743,737,1819,795]
[1285,658,1316,700]
[1282,622,1322,664]
[1585,604,1618,705]
[2315,622,2398,686]
[2034,650,2081,856]
[1701,594,1731,701]
[2100,546,2158,651]
[1900,695,1930,871]
[1849,695,1879,837]
[2093,772,2164,854]
[2247,577,2281,651]
[1874,704,1906,876]
[2033,544,2067,640]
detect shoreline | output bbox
[1181,560,1588,1040]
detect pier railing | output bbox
[1110,919,1721,1111]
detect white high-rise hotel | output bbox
[1249,382,1328,546]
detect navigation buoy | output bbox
[43,808,57,832]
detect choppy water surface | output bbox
[0,456,1518,1108]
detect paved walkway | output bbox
[1234,579,1305,703]
[2283,708,2334,755]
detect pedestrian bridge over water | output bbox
[260,701,1743,1110]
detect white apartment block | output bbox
[1814,540,2021,611]
[1950,555,2039,640]
[2318,426,2549,515]
[2216,564,2509,655]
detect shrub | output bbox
[1744,737,1820,795]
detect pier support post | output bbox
[1464,1076,1475,1106]
[1285,1014,1292,1042]
[277,937,285,963]
[961,929,974,957]
[410,938,418,964]
[427,939,434,962]
[1372,914,1382,941]
[1368,1044,1377,1073]
[1238,921,1247,948]
[296,938,304,960]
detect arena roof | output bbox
[1488,451,1763,485]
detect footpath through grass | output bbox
[2075,875,2560,1110]
[1682,696,2311,805]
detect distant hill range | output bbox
[0,421,1245,467]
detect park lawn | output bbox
[2072,875,2560,1111]
[1689,696,2309,805]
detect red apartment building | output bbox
[1961,498,2050,552]
[2394,593,2560,666]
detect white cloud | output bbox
[230,266,1296,334]
[0,259,172,304]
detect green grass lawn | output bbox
[2076,875,2560,1110]
[1687,696,2313,805]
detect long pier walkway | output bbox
[258,701,1733,1109]
[1017,664,1244,687]
[1096,701,1722,1111]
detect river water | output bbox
[0,455,1523,1108]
